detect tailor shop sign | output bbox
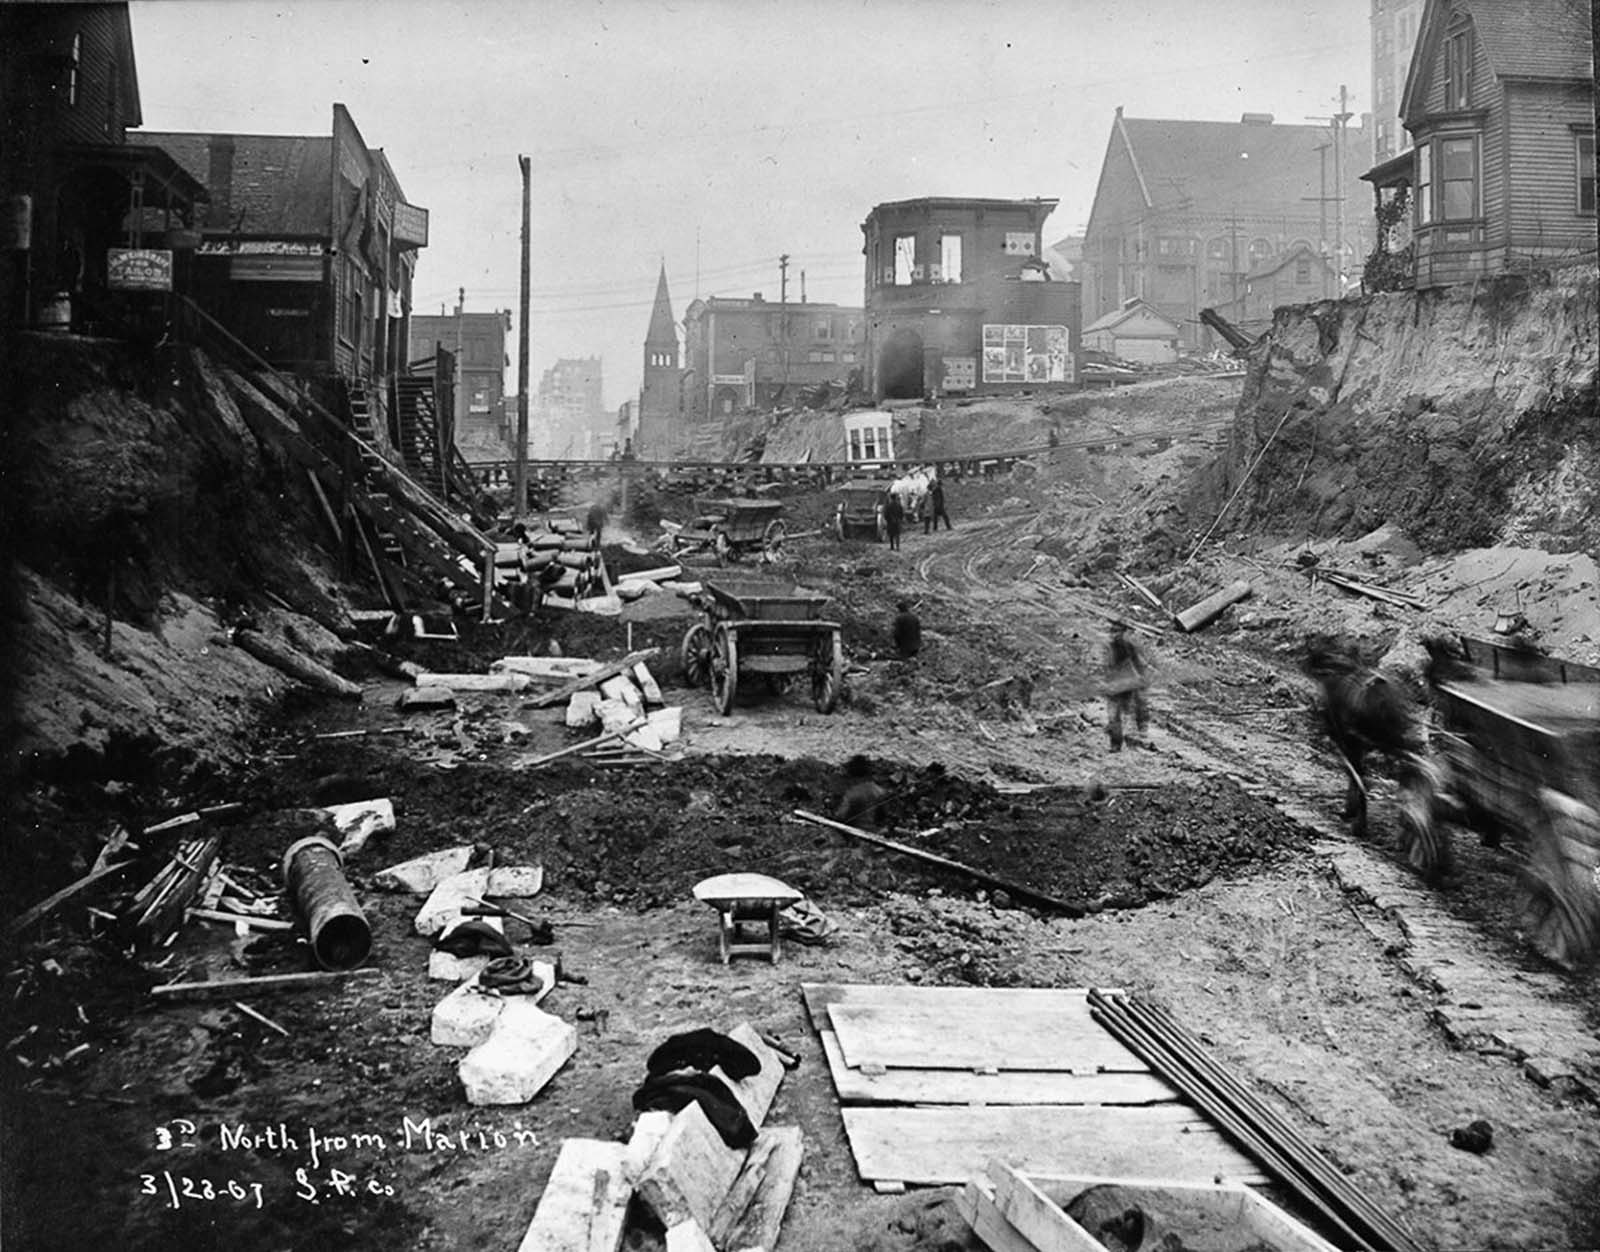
[108,248,174,292]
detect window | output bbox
[1416,141,1433,225]
[807,350,822,363]
[470,388,489,413]
[940,233,963,283]
[1579,133,1596,215]
[816,319,832,340]
[67,33,80,106]
[1157,237,1195,257]
[1247,238,1273,267]
[1206,238,1229,261]
[1294,257,1312,284]
[1442,30,1472,110]
[848,429,862,460]
[861,427,878,460]
[894,235,916,286]
[1439,135,1478,220]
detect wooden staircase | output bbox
[393,374,488,524]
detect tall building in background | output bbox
[533,356,605,459]
[636,264,679,459]
[1372,0,1426,163]
[408,304,511,463]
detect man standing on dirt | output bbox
[585,500,607,544]
[924,477,951,533]
[883,492,905,550]
[1104,620,1150,751]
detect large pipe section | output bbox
[282,836,372,970]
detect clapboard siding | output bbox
[54,6,133,146]
[1505,82,1595,254]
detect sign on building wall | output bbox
[107,248,173,291]
[1003,232,1037,256]
[982,324,1072,384]
[393,202,429,247]
[943,356,976,392]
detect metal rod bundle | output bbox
[1087,988,1426,1252]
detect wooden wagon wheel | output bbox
[710,624,739,715]
[762,520,788,560]
[680,622,713,689]
[812,628,843,713]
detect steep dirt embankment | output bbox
[1,337,348,794]
[1211,265,1598,555]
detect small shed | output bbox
[1081,299,1182,365]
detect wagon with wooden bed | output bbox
[663,497,789,564]
[680,579,844,716]
[832,480,890,542]
[1429,635,1600,964]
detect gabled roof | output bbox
[1243,240,1334,283]
[645,265,677,346]
[129,132,333,235]
[1402,0,1592,122]
[1110,115,1370,216]
[1083,298,1181,336]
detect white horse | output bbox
[890,467,936,519]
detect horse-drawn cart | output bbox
[665,498,788,564]
[833,480,889,542]
[680,579,844,716]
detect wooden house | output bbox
[1397,0,1594,287]
[1081,298,1182,365]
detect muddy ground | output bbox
[6,426,1600,1252]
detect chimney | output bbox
[1240,112,1275,125]
[206,136,235,229]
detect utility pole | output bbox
[515,155,531,518]
[1303,143,1333,298]
[778,253,790,399]
[1333,84,1352,294]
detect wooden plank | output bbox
[837,1105,1268,1187]
[713,1023,786,1129]
[516,1139,630,1252]
[151,970,380,1001]
[233,629,362,699]
[826,999,1149,1075]
[6,859,135,936]
[635,1100,745,1232]
[717,1126,803,1252]
[1175,580,1252,633]
[989,1163,1104,1252]
[1022,1174,1342,1252]
[793,811,1085,916]
[956,1178,1045,1252]
[818,1030,1178,1105]
[525,648,663,709]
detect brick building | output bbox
[861,197,1080,401]
[1082,110,1372,345]
[1,1,208,330]
[409,305,511,462]
[533,356,605,460]
[636,264,680,459]
[1372,0,1427,165]
[681,294,864,423]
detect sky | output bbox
[129,0,1374,408]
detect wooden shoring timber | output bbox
[793,810,1085,916]
[133,835,224,942]
[6,858,137,937]
[232,629,363,700]
[708,1126,804,1252]
[525,649,663,710]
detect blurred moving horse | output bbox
[1304,635,1450,879]
[889,467,936,522]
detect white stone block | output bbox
[625,1110,674,1181]
[646,705,682,744]
[458,1002,576,1106]
[428,950,493,982]
[414,869,493,937]
[566,690,601,729]
[374,846,475,894]
[430,977,505,1047]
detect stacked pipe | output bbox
[515,521,604,602]
[1087,989,1425,1252]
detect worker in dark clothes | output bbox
[836,754,889,828]
[1104,619,1150,751]
[585,501,607,544]
[892,601,922,658]
[924,477,952,532]
[883,492,905,551]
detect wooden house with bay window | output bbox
[1395,0,1594,287]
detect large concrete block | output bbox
[458,1002,576,1106]
[375,846,475,894]
[430,977,504,1047]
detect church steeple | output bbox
[645,264,676,350]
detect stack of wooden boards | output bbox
[801,984,1266,1190]
[516,1023,802,1252]
[959,1162,1338,1252]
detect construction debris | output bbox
[232,627,363,699]
[1174,580,1253,633]
[457,999,576,1105]
[281,836,372,970]
[150,969,381,1001]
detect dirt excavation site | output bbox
[4,269,1600,1252]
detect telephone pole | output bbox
[515,155,531,517]
[778,253,790,397]
[1333,84,1352,293]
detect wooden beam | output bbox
[6,859,135,936]
[233,629,362,699]
[793,810,1085,916]
[525,648,662,709]
[152,970,381,1001]
[634,1101,745,1233]
[1174,580,1252,633]
[709,1126,803,1252]
[515,1139,630,1252]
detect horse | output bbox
[889,467,936,521]
[1304,635,1451,879]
